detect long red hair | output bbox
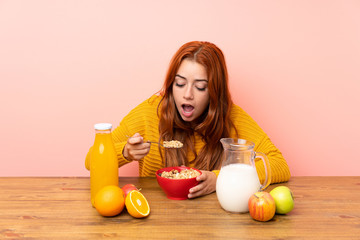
[158,41,236,170]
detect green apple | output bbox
[269,186,294,214]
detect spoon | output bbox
[126,136,183,148]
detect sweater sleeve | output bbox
[230,105,291,184]
[111,121,134,168]
[254,135,291,184]
[110,95,162,169]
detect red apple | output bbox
[248,191,276,222]
[122,184,138,197]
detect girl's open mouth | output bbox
[182,104,194,118]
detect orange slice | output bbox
[125,190,150,218]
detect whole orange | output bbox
[94,185,125,217]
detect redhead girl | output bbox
[85,41,290,198]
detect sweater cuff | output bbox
[212,170,220,177]
[113,141,133,166]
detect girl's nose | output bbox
[183,85,194,100]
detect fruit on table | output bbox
[248,191,276,222]
[94,185,125,217]
[125,190,150,218]
[270,186,294,214]
[122,184,139,197]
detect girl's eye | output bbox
[175,83,185,88]
[195,83,207,91]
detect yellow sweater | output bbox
[86,95,291,184]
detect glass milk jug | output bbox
[216,138,271,213]
[90,123,119,207]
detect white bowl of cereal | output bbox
[156,167,202,200]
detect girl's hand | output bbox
[188,170,217,199]
[123,133,151,161]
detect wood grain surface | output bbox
[0,176,359,239]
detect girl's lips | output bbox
[181,104,194,118]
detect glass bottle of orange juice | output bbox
[90,123,119,207]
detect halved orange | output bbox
[125,190,150,218]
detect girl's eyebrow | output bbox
[175,74,186,80]
[175,74,208,82]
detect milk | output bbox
[216,163,260,213]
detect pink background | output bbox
[0,1,359,177]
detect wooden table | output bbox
[0,177,359,239]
